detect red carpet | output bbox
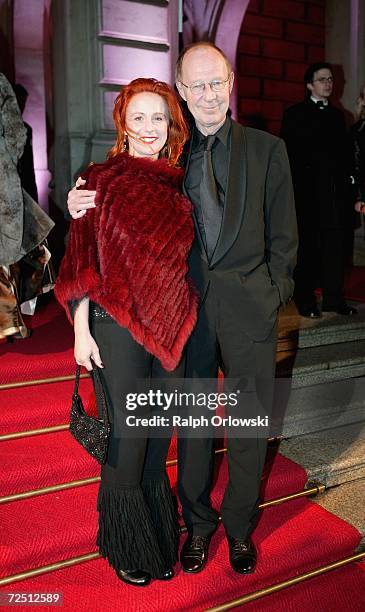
[0,433,305,501]
[1,298,364,611]
[0,492,362,611]
[0,300,74,384]
[0,378,93,434]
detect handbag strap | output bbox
[73,365,81,395]
[91,366,109,427]
[73,364,109,427]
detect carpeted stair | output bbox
[1,299,365,611]
[1,378,93,434]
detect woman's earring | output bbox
[122,135,128,152]
[161,144,171,159]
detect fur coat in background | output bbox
[0,73,53,266]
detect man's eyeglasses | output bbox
[313,76,333,84]
[179,75,231,95]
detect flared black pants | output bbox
[91,312,182,577]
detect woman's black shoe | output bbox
[159,568,174,580]
[115,569,151,586]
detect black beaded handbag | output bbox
[70,365,110,464]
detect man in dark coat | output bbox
[67,42,297,576]
[174,42,297,575]
[281,62,356,317]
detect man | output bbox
[67,42,297,575]
[281,62,356,318]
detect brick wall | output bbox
[237,0,325,134]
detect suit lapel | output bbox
[183,133,208,263]
[210,121,247,267]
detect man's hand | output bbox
[354,200,365,214]
[68,177,96,219]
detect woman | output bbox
[351,84,365,214]
[55,78,197,586]
[0,73,54,340]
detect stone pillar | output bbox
[326,0,365,118]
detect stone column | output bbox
[326,0,365,119]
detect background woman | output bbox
[55,78,196,587]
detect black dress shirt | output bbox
[185,116,231,252]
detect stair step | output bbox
[277,339,365,386]
[315,477,365,545]
[0,379,94,435]
[280,423,365,488]
[0,483,360,609]
[0,429,306,503]
[2,556,363,612]
[271,372,365,438]
[241,561,365,612]
[278,301,365,351]
[0,301,74,385]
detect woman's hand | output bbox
[74,329,103,371]
[73,298,103,370]
[67,177,96,219]
[354,200,365,214]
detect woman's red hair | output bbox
[108,78,189,167]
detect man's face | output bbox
[307,68,333,100]
[176,47,234,135]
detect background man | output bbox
[67,42,297,576]
[281,62,356,318]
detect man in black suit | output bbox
[281,62,356,318]
[67,42,297,575]
[173,42,297,575]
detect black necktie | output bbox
[200,135,222,259]
[316,100,325,109]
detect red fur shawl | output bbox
[55,153,197,371]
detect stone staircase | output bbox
[273,301,365,437]
[276,301,365,551]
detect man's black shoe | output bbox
[114,568,151,586]
[227,536,257,574]
[322,302,358,316]
[297,303,321,318]
[180,534,211,573]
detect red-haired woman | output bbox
[55,79,197,586]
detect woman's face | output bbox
[125,92,169,160]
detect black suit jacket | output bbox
[184,121,298,342]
